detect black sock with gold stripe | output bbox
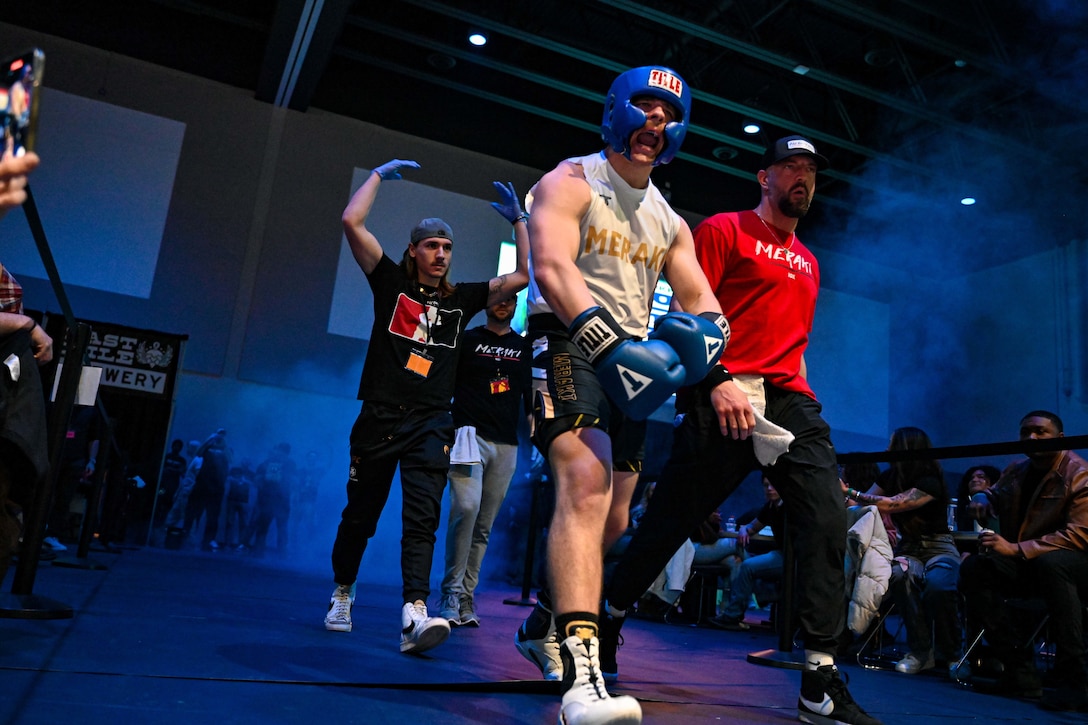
[556,612,599,641]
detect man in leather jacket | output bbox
[961,409,1088,712]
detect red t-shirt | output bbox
[693,210,819,399]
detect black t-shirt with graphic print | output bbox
[452,326,532,445]
[879,469,949,540]
[357,254,489,410]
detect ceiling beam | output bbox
[347,15,897,197]
[393,0,939,180]
[797,0,1083,127]
[338,47,857,215]
[594,0,1046,161]
[255,0,352,110]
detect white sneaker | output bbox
[515,613,562,681]
[325,583,355,632]
[895,651,935,675]
[400,600,450,654]
[438,593,461,625]
[558,633,641,725]
[43,536,67,552]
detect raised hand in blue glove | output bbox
[489,181,526,224]
[372,159,420,181]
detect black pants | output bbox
[185,483,223,547]
[331,402,453,604]
[606,382,846,654]
[959,548,1088,688]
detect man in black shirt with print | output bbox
[324,159,528,657]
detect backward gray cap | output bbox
[410,218,453,244]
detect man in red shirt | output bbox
[599,136,883,725]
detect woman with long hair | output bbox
[843,426,961,676]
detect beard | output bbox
[487,307,512,323]
[777,185,811,218]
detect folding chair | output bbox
[855,599,907,670]
[668,563,731,625]
[951,597,1050,687]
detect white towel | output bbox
[732,375,795,466]
[449,425,481,465]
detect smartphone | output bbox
[0,48,45,156]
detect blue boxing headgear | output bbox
[601,66,691,166]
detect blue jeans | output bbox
[441,434,518,598]
[721,549,784,620]
[888,539,961,659]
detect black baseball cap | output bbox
[761,135,829,170]
[410,217,454,244]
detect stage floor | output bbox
[0,546,1074,724]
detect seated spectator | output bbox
[692,509,742,569]
[641,508,744,619]
[841,460,894,548]
[708,476,784,631]
[956,464,1001,532]
[609,481,691,618]
[639,536,694,616]
[959,410,1088,712]
[844,427,960,676]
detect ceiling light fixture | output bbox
[426,53,456,70]
[468,32,487,47]
[960,197,976,206]
[742,120,761,135]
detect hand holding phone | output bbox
[1,48,45,157]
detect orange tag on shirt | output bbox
[490,375,510,394]
[406,350,433,377]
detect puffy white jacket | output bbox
[844,505,893,634]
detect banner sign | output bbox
[57,318,187,399]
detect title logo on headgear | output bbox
[647,69,683,100]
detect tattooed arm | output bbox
[845,484,933,513]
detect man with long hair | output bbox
[324,160,528,656]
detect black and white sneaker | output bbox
[400,600,450,654]
[798,664,883,725]
[516,620,561,681]
[515,601,562,681]
[558,632,641,725]
[324,583,355,632]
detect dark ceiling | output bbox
[4,0,1087,275]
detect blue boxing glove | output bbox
[490,181,528,224]
[648,311,730,386]
[371,159,420,181]
[570,306,686,420]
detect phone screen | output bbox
[1,48,45,156]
